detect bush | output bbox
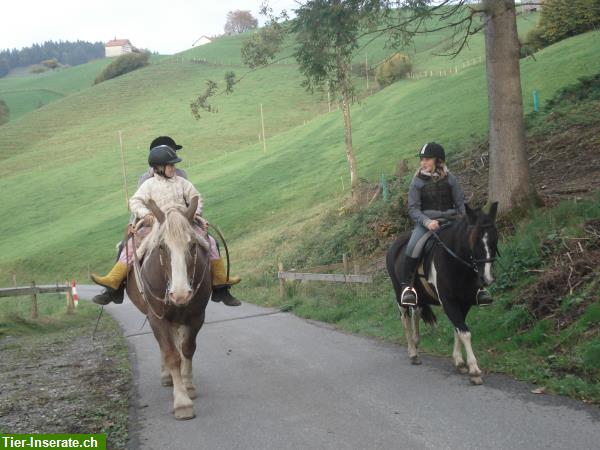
[0,99,9,126]
[28,65,47,74]
[94,51,150,85]
[375,53,412,88]
[41,58,61,69]
[539,0,600,45]
[524,26,548,52]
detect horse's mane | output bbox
[137,207,209,259]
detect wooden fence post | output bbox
[66,280,74,314]
[278,262,285,298]
[31,281,38,319]
[343,254,349,275]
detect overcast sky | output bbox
[2,0,299,54]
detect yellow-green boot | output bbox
[211,258,241,288]
[91,261,129,290]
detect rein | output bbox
[430,223,497,273]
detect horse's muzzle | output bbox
[169,289,193,306]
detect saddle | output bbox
[414,221,455,302]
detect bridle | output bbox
[130,221,209,319]
[430,222,499,274]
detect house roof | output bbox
[106,39,132,47]
[192,35,212,45]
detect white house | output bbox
[192,35,212,47]
[105,39,133,57]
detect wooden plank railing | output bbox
[0,281,76,318]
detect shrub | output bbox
[28,65,47,74]
[539,0,600,45]
[0,99,9,126]
[94,51,150,85]
[41,58,61,69]
[524,26,548,52]
[375,53,412,88]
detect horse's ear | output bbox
[146,199,165,224]
[488,201,499,222]
[185,196,199,223]
[465,203,478,225]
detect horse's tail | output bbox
[420,304,437,326]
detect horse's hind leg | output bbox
[410,307,422,365]
[398,305,420,364]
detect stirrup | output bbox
[400,286,418,306]
[476,289,493,306]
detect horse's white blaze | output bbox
[169,244,191,301]
[482,232,494,285]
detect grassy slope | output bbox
[0,25,599,284]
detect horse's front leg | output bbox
[160,349,173,386]
[440,299,483,384]
[453,330,468,374]
[398,305,420,364]
[177,325,198,400]
[156,324,194,420]
[456,330,482,384]
[411,307,422,365]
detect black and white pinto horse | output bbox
[387,203,499,384]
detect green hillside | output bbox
[0,22,598,287]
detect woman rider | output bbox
[399,142,493,306]
[90,145,242,305]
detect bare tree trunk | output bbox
[483,0,538,213]
[341,88,359,202]
[338,54,359,203]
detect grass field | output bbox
[0,27,599,286]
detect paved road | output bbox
[78,286,600,450]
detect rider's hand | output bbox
[196,216,209,231]
[143,214,155,227]
[427,220,440,231]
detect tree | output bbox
[481,0,537,212]
[373,0,538,213]
[0,99,9,126]
[224,10,259,35]
[292,0,378,203]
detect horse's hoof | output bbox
[186,386,198,399]
[161,376,173,386]
[410,355,422,365]
[174,406,195,420]
[456,364,469,374]
[470,376,483,385]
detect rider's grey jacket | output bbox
[408,170,466,227]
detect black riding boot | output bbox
[399,255,419,306]
[476,288,493,306]
[92,283,125,305]
[212,286,242,307]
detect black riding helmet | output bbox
[149,135,182,151]
[419,142,445,161]
[148,145,182,167]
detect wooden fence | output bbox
[277,255,373,297]
[0,282,77,318]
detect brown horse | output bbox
[126,197,212,419]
